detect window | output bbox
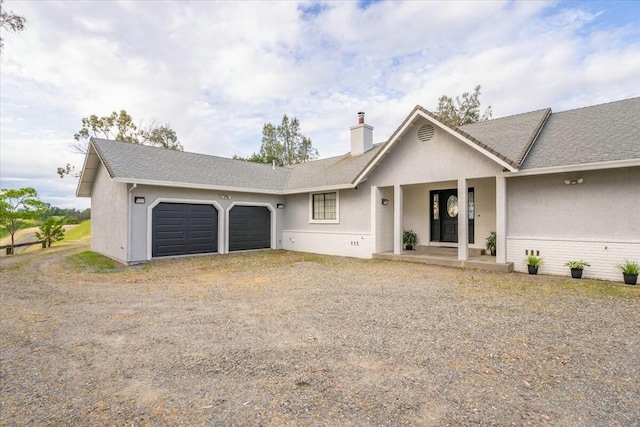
[310,191,339,223]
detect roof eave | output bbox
[111,177,284,195]
[503,158,640,177]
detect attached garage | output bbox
[152,203,218,257]
[228,205,271,251]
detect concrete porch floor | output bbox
[373,246,514,273]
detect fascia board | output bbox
[503,159,640,177]
[111,177,283,195]
[75,142,101,197]
[282,183,356,195]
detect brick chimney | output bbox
[350,112,373,156]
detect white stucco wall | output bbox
[367,119,504,187]
[507,167,640,280]
[282,185,373,258]
[90,164,129,263]
[375,186,394,253]
[129,185,284,263]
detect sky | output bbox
[1,0,639,210]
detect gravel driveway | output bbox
[1,244,639,426]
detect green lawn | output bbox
[59,220,91,242]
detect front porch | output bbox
[373,246,514,273]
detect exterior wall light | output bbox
[277,203,284,209]
[564,178,584,185]
[134,197,145,204]
[381,198,389,205]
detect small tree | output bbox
[0,187,45,254]
[58,110,183,178]
[35,218,65,248]
[235,115,319,167]
[436,85,492,127]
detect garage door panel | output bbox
[152,203,218,257]
[229,206,271,252]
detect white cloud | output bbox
[0,0,638,209]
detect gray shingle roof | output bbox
[520,97,640,169]
[285,144,383,190]
[460,108,550,167]
[80,97,639,197]
[91,138,290,192]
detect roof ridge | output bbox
[461,107,552,126]
[514,108,552,167]
[549,96,640,115]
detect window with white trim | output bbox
[309,191,339,223]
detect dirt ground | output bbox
[1,242,639,426]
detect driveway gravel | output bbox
[1,244,639,426]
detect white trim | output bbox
[146,198,224,260]
[283,229,371,236]
[503,159,640,177]
[353,109,518,186]
[308,190,340,224]
[225,201,277,253]
[114,177,282,195]
[284,183,355,195]
[508,235,640,244]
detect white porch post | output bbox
[457,178,468,261]
[496,175,507,263]
[370,185,378,254]
[393,184,403,255]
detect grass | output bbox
[60,220,91,242]
[65,251,119,272]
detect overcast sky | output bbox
[1,0,638,210]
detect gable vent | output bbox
[418,123,435,142]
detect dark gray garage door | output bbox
[229,206,271,251]
[152,203,218,257]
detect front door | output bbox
[430,189,474,244]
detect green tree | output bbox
[435,85,492,127]
[235,115,319,167]
[0,0,27,50]
[0,187,45,254]
[35,218,65,248]
[58,110,183,178]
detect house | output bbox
[77,97,640,281]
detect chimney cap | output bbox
[357,111,365,124]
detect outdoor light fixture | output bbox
[381,198,389,206]
[277,203,284,209]
[134,197,145,204]
[564,177,584,185]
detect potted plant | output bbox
[618,259,639,285]
[485,231,496,256]
[403,229,417,250]
[526,255,542,275]
[565,260,590,279]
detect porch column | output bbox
[393,184,403,254]
[496,175,507,264]
[457,178,468,261]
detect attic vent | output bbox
[418,123,435,142]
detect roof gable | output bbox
[521,97,640,170]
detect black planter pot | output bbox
[623,273,638,285]
[405,245,413,251]
[527,265,538,275]
[571,268,583,279]
[490,250,496,256]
